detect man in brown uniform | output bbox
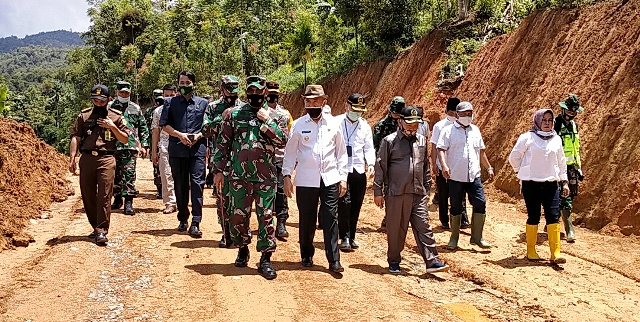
[69,84,131,245]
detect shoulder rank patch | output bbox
[109,108,123,115]
[81,107,92,113]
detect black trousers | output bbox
[297,180,340,263]
[521,181,560,225]
[169,156,205,223]
[275,163,289,221]
[338,171,367,240]
[437,169,469,226]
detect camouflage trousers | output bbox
[217,175,232,230]
[229,180,276,252]
[114,150,138,197]
[560,196,573,210]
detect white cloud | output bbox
[0,0,91,38]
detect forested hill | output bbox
[0,30,83,53]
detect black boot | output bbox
[276,219,289,241]
[155,185,163,199]
[124,197,135,216]
[111,195,123,210]
[235,246,250,267]
[257,252,277,280]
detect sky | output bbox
[0,0,91,38]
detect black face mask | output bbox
[155,98,164,106]
[247,94,265,108]
[306,108,322,119]
[266,94,279,104]
[225,95,238,105]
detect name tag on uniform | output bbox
[302,130,311,134]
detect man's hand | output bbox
[97,118,116,129]
[366,165,375,178]
[487,168,495,183]
[151,151,159,165]
[374,196,384,209]
[561,182,570,198]
[442,166,452,179]
[191,133,203,143]
[431,166,439,177]
[284,176,294,198]
[177,132,192,146]
[214,173,224,192]
[338,180,347,197]
[69,157,77,174]
[257,108,269,122]
[139,148,149,159]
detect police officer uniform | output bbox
[71,84,130,244]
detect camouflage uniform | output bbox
[272,104,292,223]
[213,101,287,252]
[373,114,399,154]
[109,99,150,198]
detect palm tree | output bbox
[286,15,315,88]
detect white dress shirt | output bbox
[336,114,376,174]
[283,114,348,187]
[437,122,485,183]
[152,106,170,153]
[430,118,454,170]
[508,132,568,182]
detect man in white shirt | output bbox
[336,93,375,252]
[283,85,348,273]
[430,97,470,229]
[437,102,494,250]
[151,84,178,214]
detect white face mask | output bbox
[117,96,130,103]
[446,115,457,123]
[457,115,473,127]
[537,130,554,137]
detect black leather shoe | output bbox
[111,196,123,210]
[339,237,353,252]
[218,231,233,248]
[235,246,250,267]
[177,221,188,232]
[350,239,359,250]
[329,261,344,273]
[218,236,228,248]
[95,232,108,245]
[188,223,202,238]
[275,219,289,240]
[257,253,277,280]
[301,257,313,267]
[124,197,135,216]
[88,231,96,239]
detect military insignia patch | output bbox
[304,136,309,142]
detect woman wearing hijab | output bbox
[508,109,570,264]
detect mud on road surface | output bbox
[1,160,639,321]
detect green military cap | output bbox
[400,106,423,124]
[559,94,584,112]
[116,81,132,92]
[388,96,405,114]
[221,75,240,94]
[245,75,266,90]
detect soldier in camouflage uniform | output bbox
[202,75,243,248]
[213,76,287,280]
[149,88,164,199]
[108,81,150,216]
[372,96,405,228]
[265,81,293,241]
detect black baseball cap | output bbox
[90,84,110,101]
[347,93,367,112]
[400,106,423,124]
[446,97,460,111]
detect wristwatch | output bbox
[487,167,494,171]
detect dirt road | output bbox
[1,160,639,321]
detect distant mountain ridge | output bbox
[0,30,84,53]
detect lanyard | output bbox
[343,119,359,145]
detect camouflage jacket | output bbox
[202,97,243,150]
[272,104,292,164]
[108,100,150,151]
[373,114,398,154]
[213,102,288,183]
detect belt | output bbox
[81,150,115,156]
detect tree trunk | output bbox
[458,0,468,20]
[303,61,307,88]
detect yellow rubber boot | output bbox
[526,225,540,260]
[547,223,566,264]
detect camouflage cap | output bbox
[152,89,163,97]
[245,75,266,90]
[559,94,583,112]
[116,80,131,93]
[400,106,423,124]
[221,75,240,94]
[388,96,406,114]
